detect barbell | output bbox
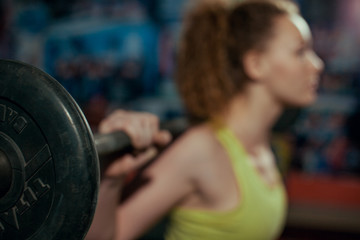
[0,59,189,240]
[0,59,299,240]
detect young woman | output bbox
[86,0,324,239]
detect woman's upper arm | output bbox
[113,138,197,240]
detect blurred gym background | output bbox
[1,0,359,239]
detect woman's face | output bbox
[258,14,324,107]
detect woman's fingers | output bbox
[98,110,172,150]
[153,130,173,146]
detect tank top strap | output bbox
[211,124,257,192]
[212,124,248,168]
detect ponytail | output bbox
[176,0,233,122]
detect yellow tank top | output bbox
[165,126,287,240]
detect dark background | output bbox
[1,0,360,239]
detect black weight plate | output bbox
[0,59,99,240]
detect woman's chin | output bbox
[299,94,318,107]
[284,94,318,108]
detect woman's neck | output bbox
[222,84,283,151]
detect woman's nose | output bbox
[309,51,324,73]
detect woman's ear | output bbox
[243,50,266,82]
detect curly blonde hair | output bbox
[176,0,299,122]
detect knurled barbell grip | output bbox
[94,131,132,156]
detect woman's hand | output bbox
[98,110,172,178]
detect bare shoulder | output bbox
[172,123,220,157]
[148,123,224,178]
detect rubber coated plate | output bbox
[0,59,99,240]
